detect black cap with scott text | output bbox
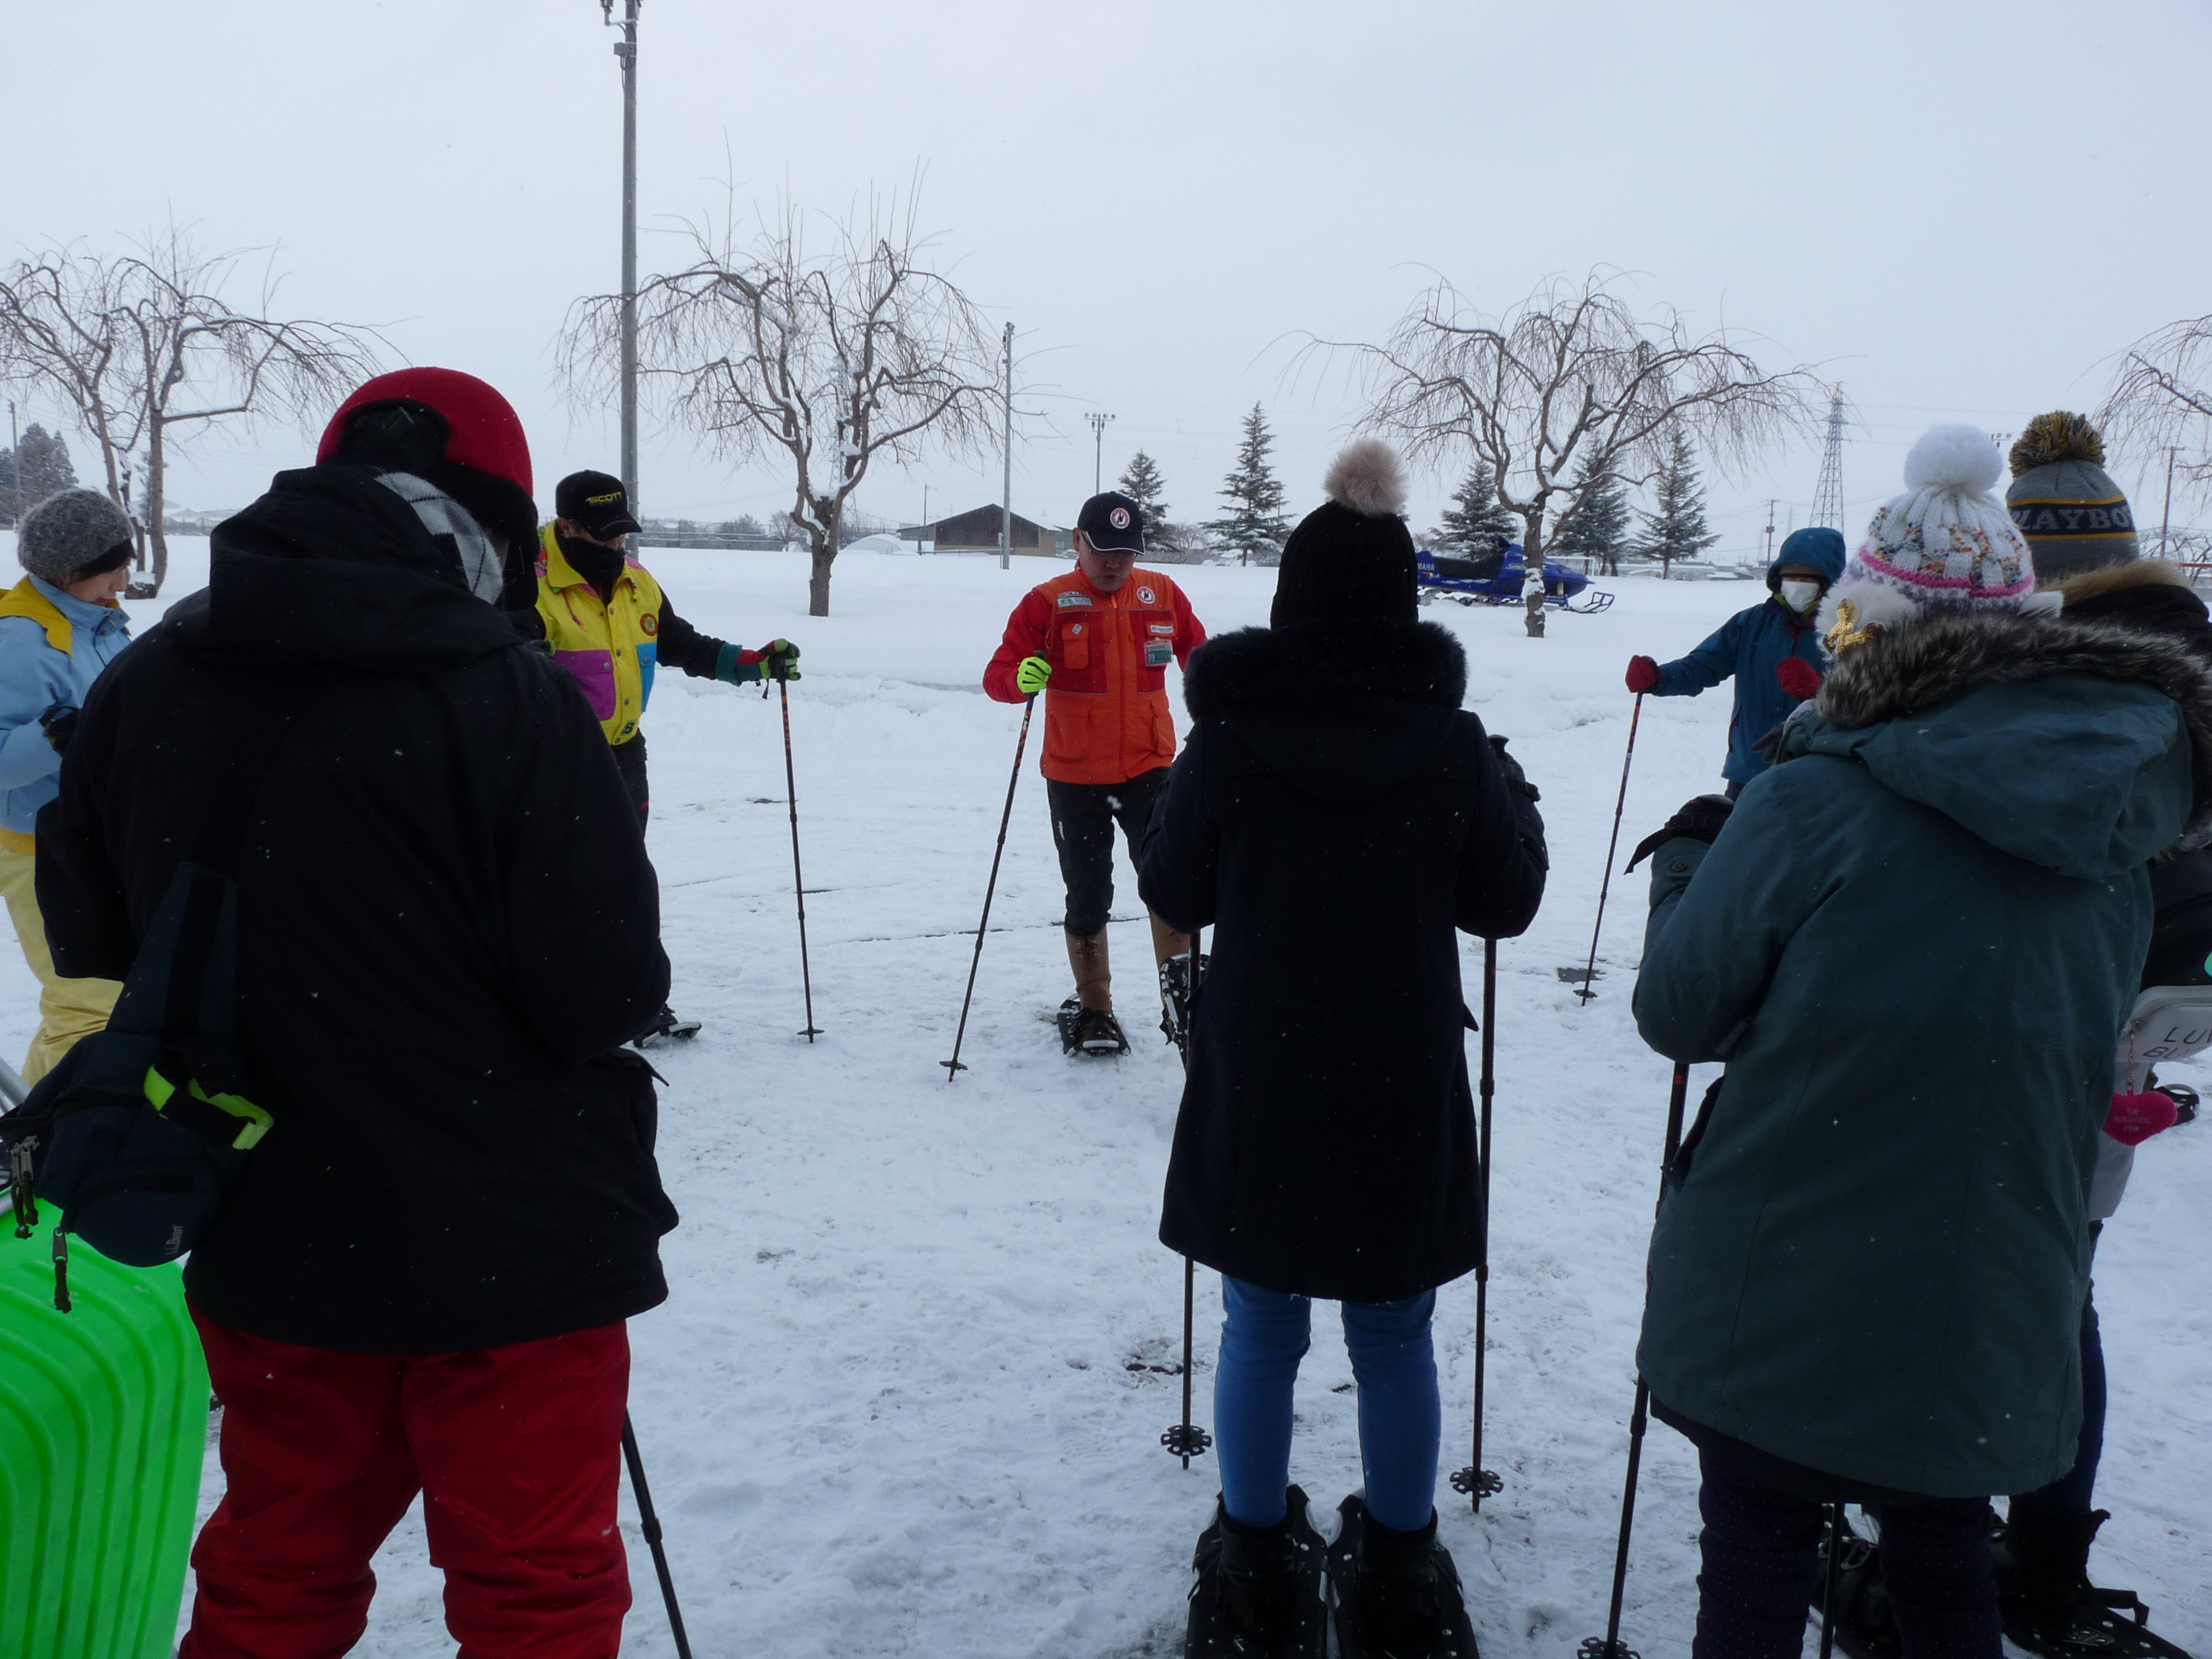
[554,469,643,540]
[1076,491,1145,554]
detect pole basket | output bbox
[1161,1423,1213,1461]
[1577,1641,1640,1659]
[1449,1466,1503,1499]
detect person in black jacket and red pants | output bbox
[1139,441,1547,1659]
[37,369,676,1659]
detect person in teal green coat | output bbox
[1626,426,2212,1659]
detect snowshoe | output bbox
[1056,998,1128,1057]
[1811,1511,1901,1659]
[1184,1485,1328,1658]
[1324,1495,1478,1659]
[1159,952,1208,1055]
[1992,1510,2193,1658]
[632,1004,702,1047]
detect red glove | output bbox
[1775,658,1822,700]
[1626,655,1660,694]
[2106,1091,2179,1147]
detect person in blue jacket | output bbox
[0,488,134,1081]
[1625,526,1846,796]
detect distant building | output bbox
[910,504,1069,557]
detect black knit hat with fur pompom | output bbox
[1272,440,1418,626]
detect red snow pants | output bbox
[178,1307,633,1659]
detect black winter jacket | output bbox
[36,465,676,1353]
[1138,620,1547,1303]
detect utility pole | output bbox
[6,402,18,528]
[999,323,1014,571]
[1085,412,1115,494]
[1763,497,1776,563]
[602,0,641,523]
[2159,444,2176,561]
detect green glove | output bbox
[715,639,802,685]
[1015,655,1051,695]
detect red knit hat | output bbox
[317,367,532,497]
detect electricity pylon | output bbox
[1809,386,1846,531]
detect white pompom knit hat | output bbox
[1815,424,2036,649]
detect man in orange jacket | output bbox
[984,492,1206,1056]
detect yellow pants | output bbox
[0,837,121,1085]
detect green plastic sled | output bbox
[1,1198,209,1659]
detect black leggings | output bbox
[1045,768,1170,935]
[1693,1452,1999,1658]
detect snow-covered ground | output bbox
[3,534,2205,1656]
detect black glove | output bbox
[1489,734,1549,870]
[39,704,78,756]
[1627,794,1733,871]
[1487,734,1540,802]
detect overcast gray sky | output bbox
[10,0,2209,557]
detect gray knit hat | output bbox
[2006,412,2139,582]
[18,489,135,586]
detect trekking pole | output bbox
[1576,694,1644,1004]
[1159,924,1213,1469]
[1452,937,1503,1510]
[779,677,823,1042]
[621,1413,695,1659]
[1579,1059,1692,1659]
[943,695,1036,1077]
[1816,1502,1845,1659]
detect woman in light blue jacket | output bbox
[0,489,135,1081]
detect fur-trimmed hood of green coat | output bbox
[1630,603,2210,1497]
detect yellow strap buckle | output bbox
[144,1067,273,1151]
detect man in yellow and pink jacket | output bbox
[506,469,796,1041]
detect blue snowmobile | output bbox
[1416,543,1613,613]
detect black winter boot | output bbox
[1326,1496,1478,1659]
[1184,1486,1327,1658]
[1992,1506,2183,1654]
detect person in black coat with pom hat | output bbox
[1139,439,1547,1659]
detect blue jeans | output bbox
[1215,1276,1440,1532]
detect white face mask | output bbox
[1779,578,1823,615]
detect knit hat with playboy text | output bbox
[2006,411,2139,582]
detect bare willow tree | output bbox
[0,231,383,592]
[2099,313,2212,515]
[565,196,1004,617]
[1309,270,1818,569]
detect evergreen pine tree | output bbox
[1117,449,1173,548]
[1550,450,1634,575]
[1433,461,1517,555]
[1634,427,1720,578]
[0,424,79,524]
[1208,404,1292,566]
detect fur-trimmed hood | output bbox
[1184,619,1469,803]
[1793,603,2212,868]
[2057,558,2212,667]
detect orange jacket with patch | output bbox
[983,568,1206,785]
